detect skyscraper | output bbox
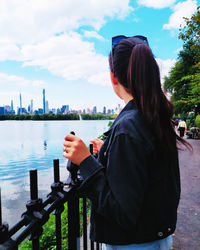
[103,106,106,114]
[11,100,14,112]
[43,89,45,114]
[93,106,97,114]
[45,100,49,113]
[20,93,22,114]
[30,99,33,114]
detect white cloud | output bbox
[0,0,133,88]
[83,30,105,41]
[11,32,110,86]
[156,58,177,83]
[0,42,21,61]
[174,47,182,54]
[0,72,47,87]
[0,0,133,44]
[163,0,197,29]
[137,0,176,9]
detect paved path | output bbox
[173,138,200,250]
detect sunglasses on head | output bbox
[112,35,148,49]
[110,35,149,73]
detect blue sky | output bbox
[0,0,199,112]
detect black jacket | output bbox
[79,99,180,244]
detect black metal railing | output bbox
[0,145,101,250]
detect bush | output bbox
[186,119,191,129]
[195,115,200,129]
[19,198,90,250]
[81,114,116,120]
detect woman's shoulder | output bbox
[114,109,144,132]
[113,109,155,148]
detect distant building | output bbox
[115,104,122,114]
[11,100,14,112]
[92,106,97,114]
[19,93,22,115]
[86,108,91,114]
[52,108,56,114]
[30,99,33,114]
[43,89,45,114]
[0,107,5,115]
[17,107,27,115]
[4,105,11,114]
[70,109,78,114]
[61,105,69,114]
[38,108,43,114]
[45,100,49,113]
[28,105,31,113]
[22,108,27,114]
[103,106,106,114]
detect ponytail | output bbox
[109,37,191,152]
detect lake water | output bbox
[0,120,111,226]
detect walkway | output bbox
[173,138,200,250]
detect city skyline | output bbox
[0,88,122,115]
[0,0,199,110]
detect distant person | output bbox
[174,118,179,128]
[177,119,187,137]
[63,35,190,249]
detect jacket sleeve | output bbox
[79,133,149,231]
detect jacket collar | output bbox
[104,99,136,137]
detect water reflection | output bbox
[0,120,111,226]
[44,140,47,150]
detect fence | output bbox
[0,145,101,250]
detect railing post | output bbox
[89,144,97,250]
[0,188,2,226]
[52,159,63,250]
[68,194,80,250]
[0,188,9,245]
[1,155,102,250]
[66,131,81,250]
[27,169,42,250]
[83,198,88,250]
[90,240,94,250]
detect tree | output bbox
[179,6,200,63]
[164,6,200,115]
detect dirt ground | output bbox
[172,138,200,250]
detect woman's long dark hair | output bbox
[109,37,190,152]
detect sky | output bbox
[0,0,199,112]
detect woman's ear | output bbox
[110,72,118,86]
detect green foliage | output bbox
[19,199,91,250]
[98,120,114,140]
[195,115,200,128]
[81,113,117,120]
[0,113,118,121]
[164,6,200,115]
[0,113,79,121]
[179,6,200,63]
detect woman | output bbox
[63,36,185,249]
[177,119,187,137]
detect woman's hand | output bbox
[90,138,104,154]
[63,134,91,166]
